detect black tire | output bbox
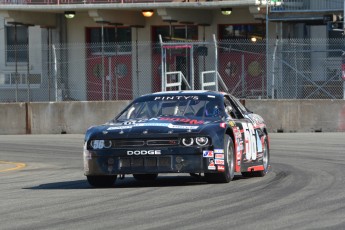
[241,138,270,177]
[205,135,235,183]
[133,173,158,181]
[87,175,117,188]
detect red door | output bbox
[219,52,266,98]
[87,54,132,101]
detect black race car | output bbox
[83,91,270,187]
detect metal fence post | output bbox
[343,0,345,99]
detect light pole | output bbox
[265,0,272,98]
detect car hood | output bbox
[86,117,221,139]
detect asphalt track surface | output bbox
[0,133,345,230]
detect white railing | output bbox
[164,71,191,91]
[200,70,228,92]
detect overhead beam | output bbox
[0,11,56,27]
[88,10,145,27]
[157,8,212,24]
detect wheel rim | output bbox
[262,141,268,170]
[227,139,234,178]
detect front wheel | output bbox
[87,175,117,188]
[205,135,235,183]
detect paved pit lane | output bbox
[0,133,344,230]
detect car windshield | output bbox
[117,99,223,120]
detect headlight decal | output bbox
[195,137,209,146]
[182,138,194,146]
[89,140,112,149]
[181,137,210,146]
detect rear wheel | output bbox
[133,174,158,181]
[205,135,235,183]
[87,175,117,188]
[242,138,270,177]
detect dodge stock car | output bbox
[83,90,270,187]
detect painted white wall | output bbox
[66,12,94,100]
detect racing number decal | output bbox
[242,123,257,160]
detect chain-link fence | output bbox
[0,38,344,102]
[269,38,344,99]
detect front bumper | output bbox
[84,146,212,175]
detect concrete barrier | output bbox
[0,103,27,135]
[246,100,345,132]
[28,101,131,134]
[1,100,345,134]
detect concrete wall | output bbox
[1,100,345,135]
[0,100,131,135]
[0,102,27,134]
[246,100,345,132]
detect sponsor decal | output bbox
[108,125,134,130]
[239,141,244,150]
[208,159,216,170]
[168,124,199,130]
[237,153,242,161]
[127,150,161,156]
[203,150,214,158]
[214,149,224,153]
[215,159,224,165]
[215,154,224,159]
[108,123,199,130]
[218,165,225,172]
[229,121,236,127]
[159,117,204,125]
[154,96,199,101]
[123,119,147,125]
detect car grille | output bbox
[112,139,179,147]
[119,156,172,169]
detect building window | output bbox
[152,25,198,42]
[218,24,265,53]
[86,27,132,54]
[0,72,41,88]
[152,25,198,53]
[328,30,343,57]
[219,24,265,40]
[6,25,28,63]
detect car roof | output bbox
[144,90,226,97]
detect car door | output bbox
[224,95,260,163]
